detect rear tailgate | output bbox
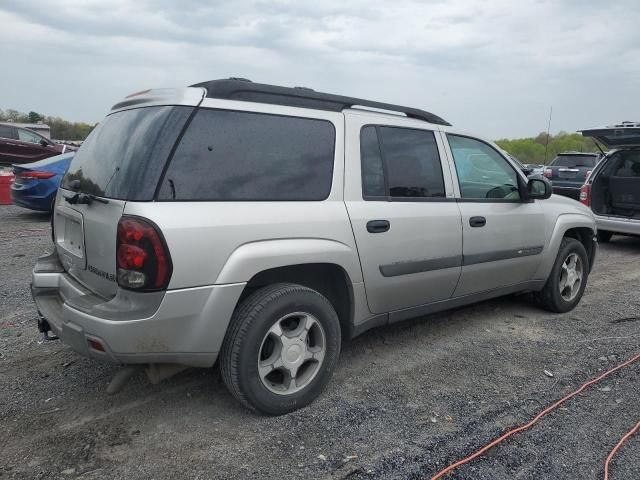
[52,98,198,298]
[580,123,640,148]
[547,155,597,187]
[54,195,125,297]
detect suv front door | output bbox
[442,133,547,296]
[344,111,462,315]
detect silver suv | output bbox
[32,79,597,414]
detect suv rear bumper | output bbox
[595,215,640,236]
[31,253,245,367]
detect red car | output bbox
[0,122,74,165]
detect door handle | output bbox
[367,220,390,233]
[469,216,486,227]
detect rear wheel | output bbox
[597,230,613,243]
[219,283,341,415]
[536,237,589,313]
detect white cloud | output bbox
[1,0,639,137]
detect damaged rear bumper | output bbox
[31,252,245,367]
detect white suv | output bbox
[32,79,597,414]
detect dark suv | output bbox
[0,122,72,165]
[543,152,600,200]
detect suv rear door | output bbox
[442,133,547,296]
[344,111,462,315]
[54,104,195,298]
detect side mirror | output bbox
[527,176,552,200]
[40,139,49,147]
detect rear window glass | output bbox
[551,155,597,167]
[62,106,193,200]
[158,109,336,201]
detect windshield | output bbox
[61,106,193,200]
[551,155,597,167]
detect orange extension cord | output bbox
[430,352,640,480]
[604,420,640,480]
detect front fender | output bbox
[215,238,363,284]
[533,213,596,280]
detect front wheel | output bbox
[536,237,589,313]
[219,283,341,415]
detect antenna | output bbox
[544,106,553,164]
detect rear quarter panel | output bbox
[123,201,362,289]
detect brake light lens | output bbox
[579,184,591,207]
[116,216,172,291]
[18,171,56,179]
[543,168,553,178]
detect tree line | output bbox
[496,132,602,165]
[0,108,95,141]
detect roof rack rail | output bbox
[190,78,450,126]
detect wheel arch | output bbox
[533,213,597,280]
[238,263,355,341]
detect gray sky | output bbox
[1,0,638,139]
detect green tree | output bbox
[28,111,42,123]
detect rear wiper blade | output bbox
[63,192,109,205]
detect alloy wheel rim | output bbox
[559,253,583,302]
[258,312,326,395]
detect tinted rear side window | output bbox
[62,106,193,200]
[360,126,445,199]
[0,125,16,139]
[158,109,336,201]
[380,127,445,198]
[360,126,386,197]
[551,155,597,167]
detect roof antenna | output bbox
[544,105,553,164]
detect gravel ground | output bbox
[1,204,638,480]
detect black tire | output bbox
[536,237,589,313]
[219,283,341,415]
[597,230,613,243]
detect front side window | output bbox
[18,129,41,144]
[360,125,445,199]
[448,134,521,200]
[159,109,336,201]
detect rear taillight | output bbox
[116,216,172,291]
[18,171,56,179]
[543,168,553,178]
[585,170,592,180]
[579,184,591,207]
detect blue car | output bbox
[11,152,74,212]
